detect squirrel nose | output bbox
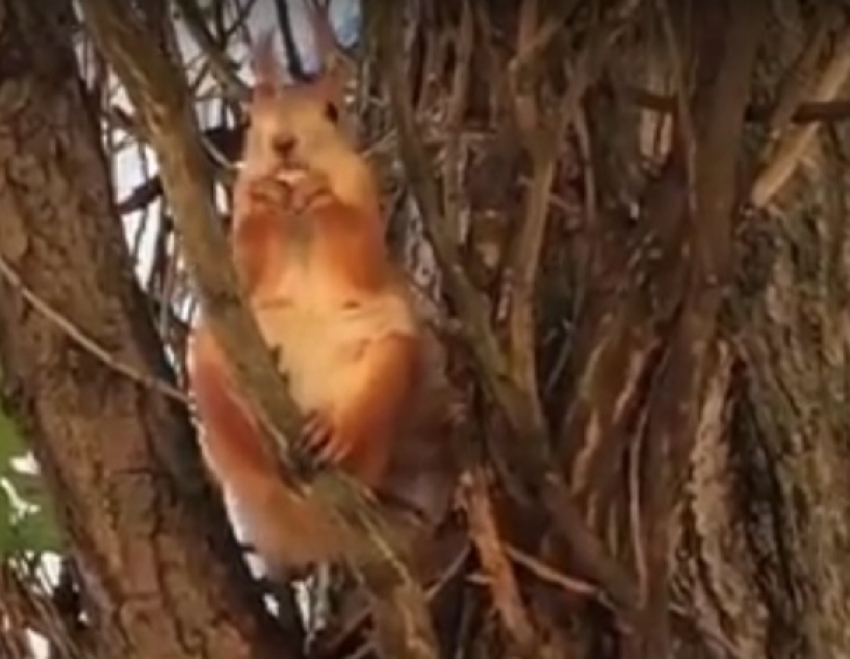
[272,136,295,160]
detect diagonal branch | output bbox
[76,2,440,657]
[172,0,250,101]
[749,19,850,208]
[503,1,638,424]
[463,467,539,656]
[763,5,839,139]
[0,254,188,404]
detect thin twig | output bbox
[655,0,697,217]
[463,467,538,655]
[172,0,249,100]
[0,253,189,405]
[273,0,305,80]
[504,545,597,598]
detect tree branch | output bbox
[0,254,188,404]
[504,0,640,429]
[172,0,250,101]
[628,85,850,124]
[375,0,641,621]
[637,2,767,653]
[749,19,850,208]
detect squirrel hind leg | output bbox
[230,476,344,575]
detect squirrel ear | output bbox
[251,30,282,101]
[304,0,348,108]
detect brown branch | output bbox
[462,467,539,656]
[376,3,518,412]
[763,5,838,139]
[505,546,597,597]
[503,6,650,623]
[115,122,243,214]
[510,0,578,75]
[377,0,641,623]
[509,0,540,135]
[628,85,850,124]
[655,0,697,216]
[637,2,767,654]
[749,20,850,208]
[319,542,472,658]
[76,2,440,658]
[440,0,472,240]
[506,0,644,413]
[172,0,249,100]
[504,0,547,418]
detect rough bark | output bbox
[670,7,850,658]
[0,2,286,658]
[674,143,850,659]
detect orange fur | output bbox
[186,34,455,579]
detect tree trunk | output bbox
[0,2,286,657]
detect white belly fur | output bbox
[253,270,417,414]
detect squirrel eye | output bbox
[324,102,339,124]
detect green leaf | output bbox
[0,408,62,554]
[0,408,25,468]
[10,507,62,554]
[0,483,14,555]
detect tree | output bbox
[0,1,286,658]
[1,0,850,658]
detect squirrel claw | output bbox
[299,410,335,468]
[288,172,332,215]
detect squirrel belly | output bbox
[254,286,419,425]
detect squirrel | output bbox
[186,18,457,584]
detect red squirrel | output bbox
[186,21,456,582]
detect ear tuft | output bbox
[251,30,282,99]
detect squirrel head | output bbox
[239,19,375,211]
